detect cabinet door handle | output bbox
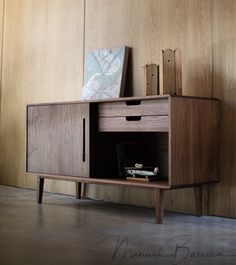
[125,116,142,121]
[82,118,85,162]
[126,100,141,106]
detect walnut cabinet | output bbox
[26,95,219,223]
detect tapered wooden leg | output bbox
[202,184,211,215]
[37,176,44,204]
[75,182,82,199]
[154,188,165,224]
[81,183,86,198]
[194,185,203,216]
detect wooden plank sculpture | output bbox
[160,49,182,95]
[144,64,159,96]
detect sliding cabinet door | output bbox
[27,103,90,177]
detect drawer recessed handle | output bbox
[126,100,141,106]
[126,116,142,121]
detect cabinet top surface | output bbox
[27,94,219,107]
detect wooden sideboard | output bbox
[26,95,219,223]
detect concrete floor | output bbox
[0,185,235,265]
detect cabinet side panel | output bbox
[27,103,90,177]
[170,97,219,187]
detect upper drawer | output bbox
[98,98,169,117]
[99,115,169,132]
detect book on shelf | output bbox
[126,175,159,182]
[125,166,159,176]
[125,164,160,182]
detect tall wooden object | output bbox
[144,64,159,95]
[26,95,219,224]
[160,49,182,95]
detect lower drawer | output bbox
[99,115,169,132]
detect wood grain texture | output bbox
[154,188,165,224]
[25,96,217,223]
[98,98,169,117]
[0,0,85,195]
[211,0,236,218]
[162,49,176,95]
[0,0,4,110]
[99,115,169,132]
[170,97,219,186]
[145,64,159,96]
[175,49,182,95]
[85,0,212,97]
[27,103,90,177]
[27,173,170,189]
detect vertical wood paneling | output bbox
[85,0,212,97]
[0,0,5,189]
[0,0,85,195]
[0,0,4,119]
[211,0,236,217]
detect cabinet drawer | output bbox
[98,98,169,117]
[99,115,169,132]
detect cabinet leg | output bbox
[75,182,82,199]
[154,188,165,224]
[81,183,86,198]
[37,176,44,204]
[202,184,211,215]
[194,185,203,216]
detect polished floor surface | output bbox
[0,185,236,265]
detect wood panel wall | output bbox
[0,0,4,119]
[0,0,235,218]
[211,0,236,217]
[0,0,85,195]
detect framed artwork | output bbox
[82,46,129,100]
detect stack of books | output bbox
[125,163,159,182]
